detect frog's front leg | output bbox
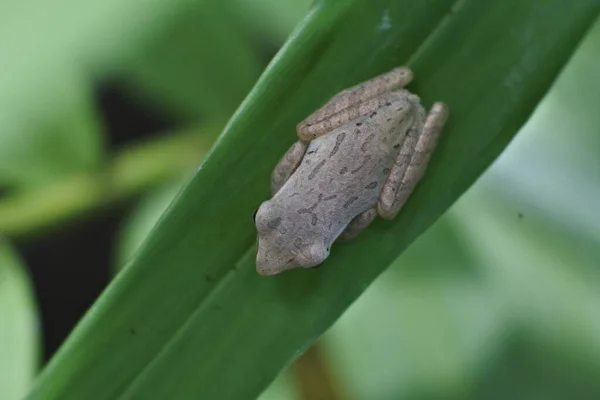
[297,67,414,141]
[378,103,449,220]
[270,141,307,195]
[338,208,377,241]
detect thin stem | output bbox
[0,126,218,238]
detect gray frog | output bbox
[254,67,448,276]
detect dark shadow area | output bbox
[20,81,178,360]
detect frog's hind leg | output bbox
[271,141,307,195]
[297,67,414,141]
[338,208,377,241]
[377,103,449,220]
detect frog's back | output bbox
[274,94,420,240]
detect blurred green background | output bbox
[0,0,599,399]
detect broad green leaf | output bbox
[444,188,600,398]
[114,174,299,399]
[0,240,40,400]
[258,372,299,400]
[234,0,314,43]
[486,19,600,238]
[0,0,200,78]
[114,179,188,269]
[29,1,600,399]
[0,68,103,188]
[324,216,505,400]
[0,0,206,187]
[455,190,600,373]
[120,1,262,120]
[464,329,600,400]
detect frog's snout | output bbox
[255,239,329,276]
[255,243,293,276]
[255,254,272,276]
[256,262,279,276]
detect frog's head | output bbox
[254,200,330,276]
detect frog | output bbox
[254,67,448,276]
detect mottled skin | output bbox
[255,67,448,276]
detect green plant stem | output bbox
[0,127,217,238]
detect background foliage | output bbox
[0,0,598,399]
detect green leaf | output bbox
[0,0,209,188]
[0,68,103,188]
[455,189,600,373]
[325,216,504,399]
[0,240,40,400]
[233,0,314,43]
[29,1,600,399]
[485,18,600,237]
[258,371,299,400]
[113,179,187,269]
[120,1,262,120]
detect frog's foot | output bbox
[297,67,414,141]
[377,102,449,220]
[271,141,307,196]
[338,207,377,241]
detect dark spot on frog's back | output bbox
[294,237,303,248]
[361,134,375,152]
[297,208,318,226]
[329,132,346,157]
[267,217,282,229]
[343,196,358,209]
[311,214,318,226]
[340,167,348,175]
[308,160,326,180]
[366,181,378,189]
[370,111,377,118]
[351,155,371,174]
[356,122,362,127]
